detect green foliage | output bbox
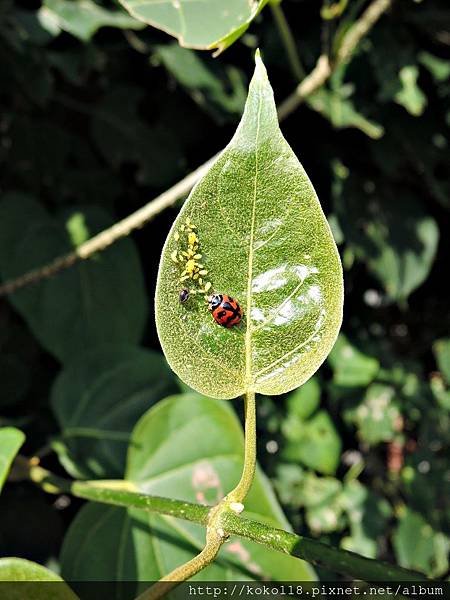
[154,43,246,123]
[156,55,343,399]
[51,345,177,478]
[0,195,147,363]
[0,0,448,584]
[333,175,439,302]
[118,0,269,53]
[41,0,145,41]
[0,428,25,493]
[328,335,379,387]
[350,383,401,444]
[61,394,315,587]
[393,508,449,577]
[282,379,342,474]
[0,558,76,599]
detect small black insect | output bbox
[179,288,190,304]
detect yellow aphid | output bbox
[173,216,213,295]
[185,259,196,274]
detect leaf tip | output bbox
[254,48,268,80]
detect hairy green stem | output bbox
[228,390,257,503]
[16,456,423,582]
[270,2,305,81]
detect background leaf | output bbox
[333,178,439,301]
[154,43,246,123]
[156,54,343,399]
[51,345,177,479]
[0,428,25,493]
[61,394,315,592]
[0,194,148,363]
[118,0,269,53]
[393,508,449,577]
[328,335,379,387]
[41,0,145,42]
[0,558,77,599]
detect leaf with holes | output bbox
[155,53,343,399]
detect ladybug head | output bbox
[179,288,190,304]
[207,294,222,311]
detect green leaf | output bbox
[393,508,449,577]
[341,480,392,559]
[328,334,379,387]
[40,0,145,42]
[433,338,450,385]
[307,88,384,139]
[299,473,345,534]
[394,66,427,116]
[0,558,77,599]
[90,86,186,187]
[0,428,25,494]
[333,179,439,302]
[51,345,177,479]
[118,0,269,54]
[155,53,343,399]
[282,409,342,475]
[0,194,148,363]
[61,394,315,588]
[286,377,321,420]
[418,51,450,83]
[351,383,401,445]
[155,43,246,122]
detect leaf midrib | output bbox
[245,75,263,389]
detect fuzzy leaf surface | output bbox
[155,55,343,399]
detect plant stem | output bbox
[227,390,257,503]
[136,529,223,600]
[270,2,305,81]
[14,456,209,524]
[0,0,392,299]
[136,389,258,596]
[220,512,424,582]
[16,455,423,582]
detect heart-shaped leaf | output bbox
[0,428,25,494]
[118,0,269,54]
[61,394,315,589]
[51,345,177,479]
[155,54,343,399]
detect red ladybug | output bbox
[208,294,243,328]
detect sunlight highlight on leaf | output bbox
[155,54,343,399]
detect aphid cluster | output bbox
[171,217,212,300]
[171,217,243,328]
